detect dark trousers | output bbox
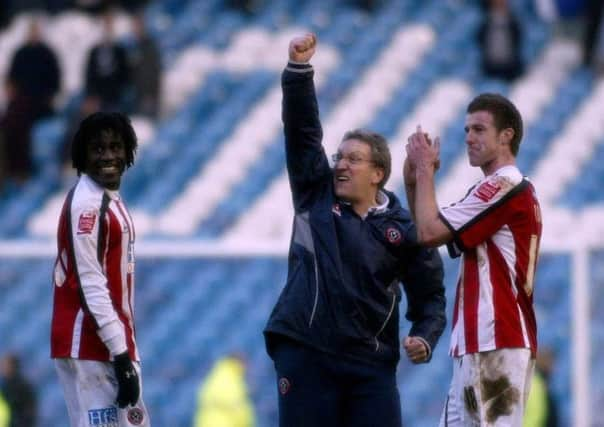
[272,337,402,427]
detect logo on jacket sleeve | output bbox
[77,211,97,235]
[386,228,402,245]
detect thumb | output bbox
[403,336,413,348]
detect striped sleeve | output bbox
[440,174,524,251]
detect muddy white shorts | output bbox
[438,348,534,427]
[55,358,151,427]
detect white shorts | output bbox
[55,358,151,427]
[438,348,534,427]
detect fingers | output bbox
[295,33,316,52]
[403,336,428,364]
[291,33,316,54]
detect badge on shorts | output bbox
[278,377,291,395]
[127,407,144,425]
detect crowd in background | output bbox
[0,0,603,194]
[0,2,161,193]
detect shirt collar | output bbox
[366,190,389,217]
[81,174,121,201]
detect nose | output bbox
[100,146,116,161]
[334,158,349,169]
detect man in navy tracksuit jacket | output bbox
[264,34,446,427]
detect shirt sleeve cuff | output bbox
[97,320,128,356]
[286,61,313,73]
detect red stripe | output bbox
[451,277,461,330]
[486,240,523,349]
[463,250,480,353]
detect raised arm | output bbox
[282,34,331,208]
[406,127,452,247]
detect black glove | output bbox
[113,351,140,408]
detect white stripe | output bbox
[493,224,518,296]
[113,203,135,333]
[115,200,139,359]
[477,244,496,350]
[450,265,466,356]
[517,301,530,348]
[70,309,84,358]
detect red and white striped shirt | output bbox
[440,165,542,357]
[51,174,139,362]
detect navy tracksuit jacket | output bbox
[264,62,446,369]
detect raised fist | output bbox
[289,33,317,63]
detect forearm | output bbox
[414,166,445,246]
[282,63,329,190]
[405,182,417,220]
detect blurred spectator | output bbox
[348,0,380,12]
[0,0,10,29]
[0,354,37,427]
[193,354,256,427]
[128,13,161,119]
[84,8,130,111]
[523,349,559,427]
[477,0,524,81]
[0,15,61,187]
[0,391,8,427]
[6,16,61,119]
[227,0,264,15]
[583,0,604,74]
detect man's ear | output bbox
[500,128,514,145]
[372,167,385,186]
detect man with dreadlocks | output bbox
[51,112,151,427]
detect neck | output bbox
[481,156,515,176]
[351,191,380,217]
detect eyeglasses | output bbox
[331,153,375,166]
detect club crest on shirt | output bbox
[77,211,97,235]
[386,227,402,245]
[332,203,342,217]
[475,181,501,202]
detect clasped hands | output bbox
[404,125,441,186]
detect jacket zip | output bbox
[308,252,319,327]
[373,291,396,351]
